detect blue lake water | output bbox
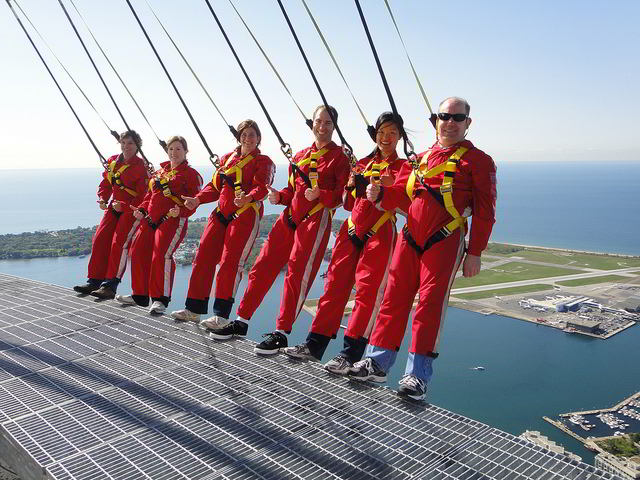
[1,161,639,463]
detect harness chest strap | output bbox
[288,148,328,189]
[351,159,390,199]
[149,171,184,207]
[107,160,138,197]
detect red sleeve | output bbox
[138,188,153,213]
[180,168,203,218]
[195,181,220,205]
[318,151,350,209]
[379,162,413,214]
[125,165,150,209]
[468,152,497,256]
[248,154,275,201]
[97,173,112,203]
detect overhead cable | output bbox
[67,0,167,151]
[143,0,237,139]
[299,0,374,138]
[276,0,357,165]
[6,0,106,166]
[124,0,219,166]
[226,0,311,129]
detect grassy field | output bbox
[452,284,554,300]
[453,262,580,288]
[556,275,634,287]
[501,249,640,270]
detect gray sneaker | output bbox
[149,301,166,314]
[397,374,427,401]
[283,343,319,361]
[324,354,353,375]
[348,358,386,383]
[171,309,200,322]
[200,315,230,330]
[115,294,136,305]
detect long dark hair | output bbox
[364,111,404,159]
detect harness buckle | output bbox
[439,184,453,194]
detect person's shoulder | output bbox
[464,141,494,165]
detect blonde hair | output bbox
[166,135,188,152]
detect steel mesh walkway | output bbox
[0,273,619,480]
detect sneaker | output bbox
[209,320,248,340]
[283,343,319,361]
[397,374,427,401]
[73,282,101,294]
[254,331,287,355]
[149,301,166,314]
[348,358,387,383]
[115,294,136,305]
[199,315,229,330]
[171,309,201,322]
[90,285,116,300]
[324,354,353,375]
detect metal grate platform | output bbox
[0,273,619,480]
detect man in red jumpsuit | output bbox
[118,136,202,314]
[207,105,350,354]
[349,97,497,401]
[170,120,275,325]
[74,130,149,299]
[282,112,406,372]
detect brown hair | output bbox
[312,104,338,126]
[120,130,142,148]
[236,119,261,146]
[166,135,188,152]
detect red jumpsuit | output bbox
[184,148,275,318]
[306,152,405,360]
[236,141,349,332]
[88,154,149,283]
[129,160,202,307]
[369,140,497,356]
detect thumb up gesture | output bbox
[266,184,280,205]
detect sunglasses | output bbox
[437,112,468,122]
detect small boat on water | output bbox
[471,366,485,371]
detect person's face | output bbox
[312,108,335,145]
[436,99,471,147]
[168,140,186,163]
[376,121,400,157]
[120,137,137,159]
[239,127,259,154]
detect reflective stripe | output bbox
[115,217,141,279]
[231,210,260,298]
[163,217,187,296]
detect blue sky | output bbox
[2,0,639,169]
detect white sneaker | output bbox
[115,294,136,305]
[149,301,166,314]
[170,309,200,322]
[199,315,230,330]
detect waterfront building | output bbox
[595,452,640,479]
[566,317,602,333]
[520,430,582,462]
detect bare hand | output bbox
[181,195,200,210]
[234,192,252,208]
[462,253,481,278]
[167,205,180,218]
[304,186,320,201]
[130,204,144,219]
[98,199,107,210]
[381,168,394,187]
[347,172,356,188]
[266,184,280,205]
[366,183,381,203]
[112,200,122,212]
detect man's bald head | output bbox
[439,97,470,115]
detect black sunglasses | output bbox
[437,112,468,122]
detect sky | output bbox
[1,0,639,170]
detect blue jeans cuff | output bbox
[366,345,397,372]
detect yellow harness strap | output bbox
[107,160,138,197]
[288,148,329,188]
[347,210,396,239]
[149,170,184,207]
[351,159,390,199]
[215,201,259,223]
[406,147,469,234]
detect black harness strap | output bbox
[402,224,449,255]
[6,0,106,166]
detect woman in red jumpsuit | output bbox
[116,135,202,314]
[170,120,275,326]
[283,112,406,373]
[74,130,149,299]
[207,105,350,355]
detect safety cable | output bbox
[299,0,374,138]
[143,0,237,139]
[124,0,219,166]
[382,0,436,127]
[226,0,311,129]
[276,0,357,166]
[67,0,167,152]
[13,1,118,141]
[353,0,443,206]
[202,0,295,162]
[5,0,106,166]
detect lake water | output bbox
[1,161,640,462]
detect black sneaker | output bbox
[323,354,353,375]
[209,320,248,340]
[254,331,287,355]
[282,343,319,361]
[73,282,101,294]
[397,374,427,401]
[348,358,387,383]
[90,285,116,299]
